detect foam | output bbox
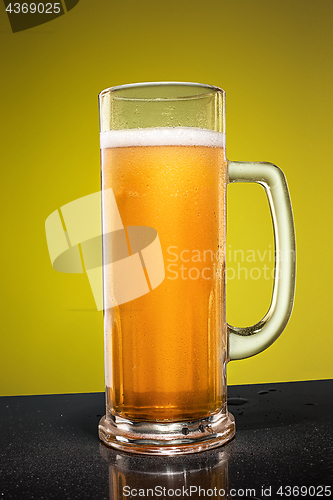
[100,127,225,149]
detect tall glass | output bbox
[98,82,295,455]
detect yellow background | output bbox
[0,0,332,396]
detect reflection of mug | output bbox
[100,444,228,500]
[98,82,296,454]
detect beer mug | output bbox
[98,82,296,455]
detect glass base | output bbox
[98,409,235,455]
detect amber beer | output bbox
[101,127,227,422]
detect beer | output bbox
[101,127,227,421]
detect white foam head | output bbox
[100,127,225,149]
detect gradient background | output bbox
[0,0,332,396]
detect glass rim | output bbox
[98,81,225,101]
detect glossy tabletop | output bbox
[0,380,332,499]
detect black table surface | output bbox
[0,380,332,499]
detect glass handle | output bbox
[227,161,296,360]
